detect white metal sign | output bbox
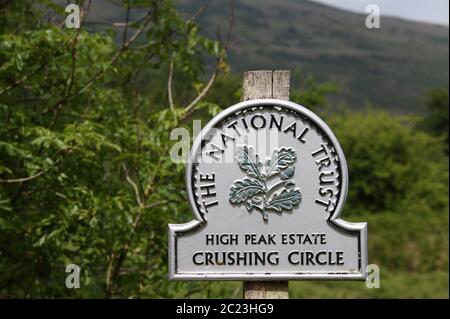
[169,99,367,280]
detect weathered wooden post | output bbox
[242,70,290,299]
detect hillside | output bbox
[178,0,449,113]
[82,0,449,113]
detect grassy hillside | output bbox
[179,0,449,114]
[83,0,449,113]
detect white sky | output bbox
[310,0,449,25]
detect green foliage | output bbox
[290,68,340,112]
[419,88,449,152]
[0,0,225,298]
[203,74,241,111]
[328,111,449,216]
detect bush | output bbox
[328,111,449,216]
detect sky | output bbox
[310,0,449,25]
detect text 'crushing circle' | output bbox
[168,99,367,280]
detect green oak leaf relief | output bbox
[229,178,266,204]
[266,189,302,212]
[235,145,263,180]
[266,147,296,177]
[229,145,302,221]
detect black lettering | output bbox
[203,200,218,212]
[315,198,332,210]
[267,251,279,265]
[200,173,215,182]
[319,187,334,198]
[336,251,344,265]
[319,171,335,185]
[227,120,242,136]
[206,143,224,160]
[200,183,216,198]
[288,251,299,265]
[205,234,214,245]
[312,144,327,157]
[254,251,266,266]
[227,251,235,265]
[315,156,331,170]
[193,252,203,265]
[205,252,214,265]
[236,252,247,266]
[220,132,235,147]
[269,114,283,131]
[241,117,249,130]
[306,251,315,265]
[297,127,309,143]
[251,114,266,129]
[283,121,297,137]
[316,250,328,265]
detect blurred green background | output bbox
[0,0,448,298]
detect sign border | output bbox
[168,99,368,281]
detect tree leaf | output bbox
[265,188,301,212]
[267,147,297,177]
[235,145,262,180]
[229,178,265,204]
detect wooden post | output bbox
[241,70,290,299]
